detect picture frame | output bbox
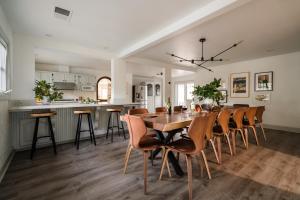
[254,71,273,91]
[230,72,249,98]
[219,90,228,103]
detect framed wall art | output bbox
[254,71,273,91]
[219,89,228,103]
[230,72,249,98]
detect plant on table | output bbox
[192,78,224,106]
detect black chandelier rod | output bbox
[168,53,213,72]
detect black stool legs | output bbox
[106,111,126,143]
[74,113,96,149]
[31,116,57,159]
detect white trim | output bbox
[0,150,14,183]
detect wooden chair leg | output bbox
[143,150,148,194]
[244,128,249,149]
[123,144,133,174]
[260,123,267,141]
[210,139,220,164]
[201,150,211,180]
[159,149,170,180]
[250,126,259,145]
[185,155,193,200]
[238,129,247,149]
[161,147,171,178]
[197,155,204,178]
[225,134,233,156]
[231,130,236,155]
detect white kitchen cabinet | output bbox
[40,71,52,83]
[88,75,97,86]
[35,71,41,81]
[64,73,75,82]
[52,72,65,82]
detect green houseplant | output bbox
[192,78,224,106]
[33,80,63,103]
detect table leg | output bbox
[152,131,184,176]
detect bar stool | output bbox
[106,108,126,142]
[30,111,57,159]
[74,110,96,149]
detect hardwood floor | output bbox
[0,129,299,200]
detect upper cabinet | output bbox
[36,70,96,91]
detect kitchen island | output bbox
[9,102,143,150]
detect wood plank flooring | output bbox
[0,129,299,200]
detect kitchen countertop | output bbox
[9,102,143,112]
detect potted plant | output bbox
[33,80,63,104]
[192,78,224,107]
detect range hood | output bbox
[53,82,76,90]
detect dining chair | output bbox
[229,107,248,154]
[155,107,167,113]
[204,112,220,164]
[255,106,267,141]
[123,115,170,194]
[128,108,149,115]
[159,114,211,200]
[243,107,259,146]
[174,105,183,112]
[213,109,233,162]
[195,104,202,112]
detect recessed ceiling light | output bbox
[54,6,72,21]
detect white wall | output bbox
[0,4,13,180]
[12,34,35,100]
[172,51,300,132]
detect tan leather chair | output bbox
[123,115,170,194]
[173,106,183,112]
[195,104,202,112]
[160,114,211,200]
[155,107,167,113]
[213,109,233,163]
[128,108,149,115]
[243,107,259,146]
[229,108,248,154]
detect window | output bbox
[0,38,7,92]
[186,83,194,100]
[96,77,111,101]
[175,82,194,106]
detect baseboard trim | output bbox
[264,124,300,133]
[0,150,15,183]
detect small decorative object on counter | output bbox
[81,97,96,104]
[33,80,63,104]
[166,97,172,115]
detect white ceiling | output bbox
[0,0,212,52]
[136,0,300,70]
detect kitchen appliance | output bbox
[53,82,76,90]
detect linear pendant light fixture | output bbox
[168,38,243,72]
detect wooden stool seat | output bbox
[31,112,56,118]
[74,110,92,114]
[106,108,122,112]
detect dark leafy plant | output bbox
[33,80,63,101]
[192,78,224,105]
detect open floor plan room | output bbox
[0,0,299,200]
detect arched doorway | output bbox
[96,76,111,102]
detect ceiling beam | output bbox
[126,57,197,72]
[118,0,252,58]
